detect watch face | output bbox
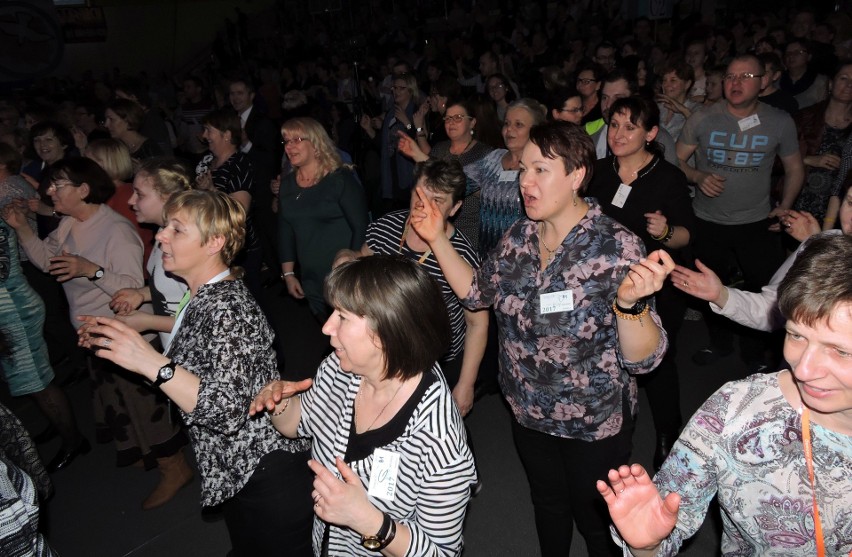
[159,365,175,381]
[361,537,381,550]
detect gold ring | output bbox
[683,281,688,287]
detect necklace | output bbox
[295,169,319,200]
[357,380,404,432]
[619,152,651,179]
[539,223,557,263]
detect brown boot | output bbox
[142,450,194,510]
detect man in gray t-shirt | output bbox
[675,54,804,368]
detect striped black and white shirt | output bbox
[366,210,479,361]
[298,354,477,556]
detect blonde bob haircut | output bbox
[85,138,133,182]
[280,117,346,181]
[163,189,246,266]
[136,157,193,200]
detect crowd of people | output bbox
[1,1,851,556]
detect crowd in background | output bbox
[1,0,852,556]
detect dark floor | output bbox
[2,280,754,556]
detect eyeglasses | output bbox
[47,180,76,191]
[443,114,472,123]
[488,83,506,90]
[785,49,808,56]
[282,137,307,146]
[390,86,408,91]
[556,106,583,114]
[723,72,764,82]
[577,78,599,85]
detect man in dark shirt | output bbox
[757,52,799,117]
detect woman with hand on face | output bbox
[194,107,262,295]
[103,99,163,162]
[110,158,192,351]
[3,158,185,485]
[588,96,695,471]
[410,121,673,557]
[334,160,487,417]
[78,190,313,556]
[598,234,852,557]
[251,255,477,556]
[656,61,700,141]
[278,117,368,320]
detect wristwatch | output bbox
[614,298,647,315]
[153,361,177,388]
[89,266,105,281]
[360,512,396,551]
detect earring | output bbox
[572,191,578,207]
[470,129,474,135]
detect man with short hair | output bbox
[593,41,617,73]
[757,53,799,116]
[676,54,804,368]
[589,70,679,166]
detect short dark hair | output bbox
[0,142,22,174]
[528,121,595,193]
[30,120,74,149]
[660,60,695,85]
[603,69,640,95]
[324,255,451,381]
[202,107,241,146]
[778,234,852,327]
[609,97,663,156]
[413,159,466,204]
[551,86,582,109]
[108,98,145,132]
[757,53,783,74]
[229,76,256,94]
[48,157,116,204]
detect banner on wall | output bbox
[57,6,107,43]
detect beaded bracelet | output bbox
[612,299,650,321]
[271,397,291,417]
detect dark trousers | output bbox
[639,284,686,436]
[512,418,633,557]
[222,449,314,557]
[691,218,784,361]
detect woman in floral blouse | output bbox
[411,121,673,557]
[77,190,313,556]
[598,234,852,557]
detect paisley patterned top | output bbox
[463,200,667,441]
[168,279,309,506]
[653,372,852,556]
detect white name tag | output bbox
[540,290,574,314]
[611,183,632,208]
[367,449,400,502]
[738,114,761,131]
[500,169,519,181]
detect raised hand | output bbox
[596,464,680,554]
[408,187,444,245]
[670,259,724,305]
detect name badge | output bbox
[540,290,574,315]
[611,183,632,208]
[368,448,400,502]
[738,114,761,131]
[500,169,519,181]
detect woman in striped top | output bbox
[251,256,477,556]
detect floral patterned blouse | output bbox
[168,279,310,506]
[652,372,852,556]
[462,200,667,441]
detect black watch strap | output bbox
[614,298,647,315]
[360,512,396,551]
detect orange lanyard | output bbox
[800,406,827,557]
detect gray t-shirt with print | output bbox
[680,101,799,225]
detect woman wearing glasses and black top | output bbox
[278,117,368,320]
